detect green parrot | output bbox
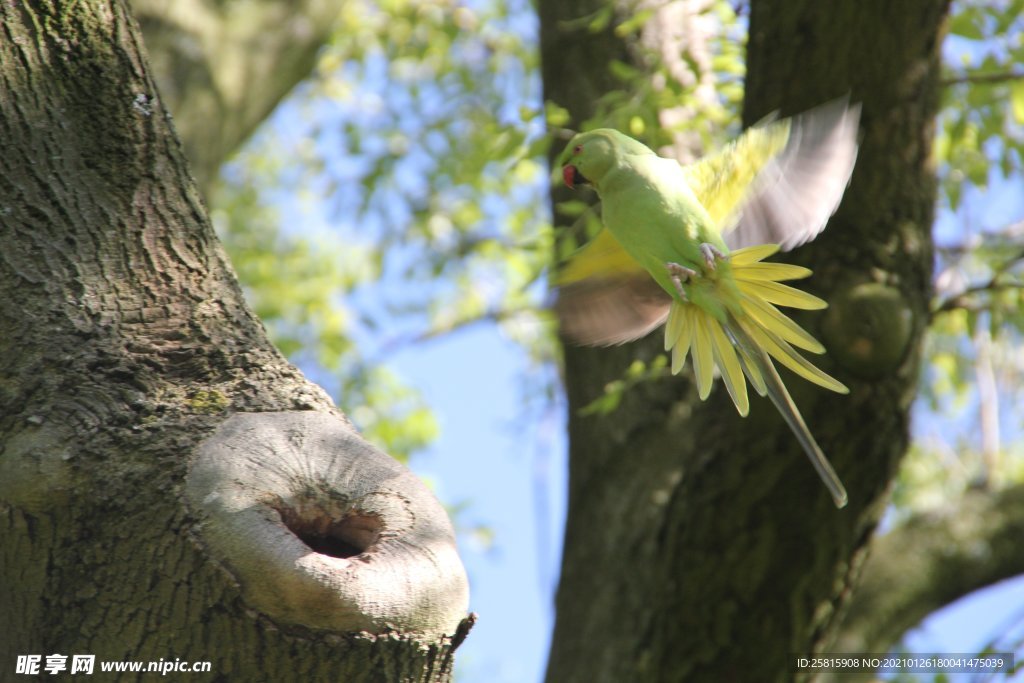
[555,99,860,508]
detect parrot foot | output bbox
[699,243,727,271]
[666,262,697,300]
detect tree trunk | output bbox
[541,1,948,681]
[0,3,469,681]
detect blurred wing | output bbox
[554,227,670,346]
[683,98,860,251]
[681,113,790,228]
[555,275,671,346]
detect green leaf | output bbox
[546,101,571,128]
[614,9,654,37]
[588,6,613,33]
[579,380,625,416]
[1011,80,1024,124]
[949,10,983,39]
[608,59,640,82]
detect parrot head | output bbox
[561,130,615,190]
[561,129,655,190]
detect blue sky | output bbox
[391,326,564,682]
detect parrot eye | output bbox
[573,144,582,155]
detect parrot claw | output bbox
[699,243,727,271]
[666,262,697,300]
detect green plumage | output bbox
[556,99,860,508]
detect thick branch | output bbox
[131,0,342,193]
[835,485,1024,653]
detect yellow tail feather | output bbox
[708,320,748,416]
[739,294,825,354]
[729,243,780,266]
[662,244,848,415]
[691,314,715,400]
[738,279,827,310]
[733,261,813,282]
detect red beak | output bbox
[563,164,577,189]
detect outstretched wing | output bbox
[553,226,670,346]
[683,98,860,251]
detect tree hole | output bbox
[275,505,382,559]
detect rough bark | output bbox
[542,1,948,681]
[0,2,469,681]
[130,0,342,195]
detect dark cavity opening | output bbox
[275,505,382,559]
